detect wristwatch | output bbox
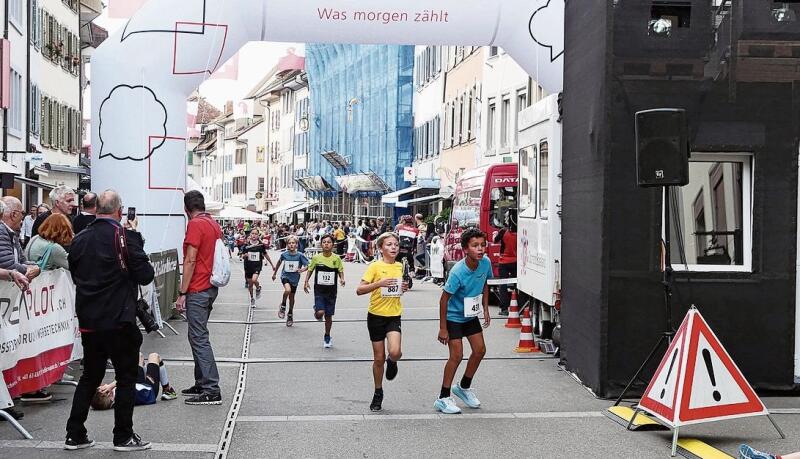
[178,291,187,297]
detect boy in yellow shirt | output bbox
[303,235,345,348]
[357,232,408,412]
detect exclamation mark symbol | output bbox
[660,348,679,399]
[702,349,722,402]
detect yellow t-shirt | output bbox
[362,260,403,317]
[334,228,346,241]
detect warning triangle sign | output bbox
[638,307,768,427]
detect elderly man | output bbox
[0,197,40,281]
[31,185,76,238]
[65,190,154,451]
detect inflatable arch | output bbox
[92,0,564,253]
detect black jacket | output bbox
[68,218,154,331]
[72,213,96,235]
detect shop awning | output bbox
[14,176,54,190]
[289,201,317,212]
[381,185,423,204]
[216,206,269,221]
[265,201,306,216]
[395,194,446,208]
[335,172,390,194]
[296,176,334,192]
[0,160,21,175]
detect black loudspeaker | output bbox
[635,109,689,187]
[0,173,14,189]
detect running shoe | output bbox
[286,313,293,327]
[64,436,95,450]
[434,396,461,414]
[323,336,332,348]
[452,384,481,409]
[370,392,383,412]
[256,286,262,299]
[161,386,178,401]
[385,359,398,381]
[21,390,52,403]
[278,304,286,319]
[113,433,151,451]
[739,444,776,459]
[185,393,222,405]
[250,298,255,308]
[498,309,509,316]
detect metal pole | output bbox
[0,409,33,439]
[663,186,674,335]
[670,427,680,457]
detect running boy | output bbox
[303,234,345,348]
[434,228,492,414]
[356,232,409,412]
[240,230,274,307]
[272,236,308,327]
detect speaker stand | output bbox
[614,186,676,410]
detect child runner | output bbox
[239,230,274,307]
[356,232,408,412]
[303,234,345,348]
[272,236,308,327]
[434,228,492,414]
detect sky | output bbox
[93,9,305,110]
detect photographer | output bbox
[65,190,155,451]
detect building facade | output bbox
[304,44,414,223]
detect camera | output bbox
[136,299,160,333]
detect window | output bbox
[9,0,22,30]
[29,85,40,137]
[488,46,499,57]
[233,176,246,194]
[490,186,517,229]
[258,177,265,192]
[516,89,528,113]
[500,96,511,148]
[538,139,549,217]
[8,69,23,137]
[454,96,462,145]
[235,147,246,164]
[670,153,751,272]
[486,99,496,153]
[30,1,39,47]
[519,145,537,215]
[452,189,483,229]
[283,90,295,114]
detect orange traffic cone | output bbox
[505,289,522,328]
[514,307,539,353]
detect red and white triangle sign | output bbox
[638,307,767,427]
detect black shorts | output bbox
[244,267,262,278]
[367,313,402,342]
[137,362,160,386]
[281,279,298,294]
[447,317,483,340]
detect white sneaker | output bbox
[433,396,461,414]
[250,298,255,307]
[452,384,481,408]
[323,336,333,348]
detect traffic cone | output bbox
[514,307,538,353]
[505,289,522,328]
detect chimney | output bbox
[225,100,233,115]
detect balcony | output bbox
[80,0,102,26]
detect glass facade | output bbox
[306,44,414,213]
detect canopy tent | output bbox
[265,201,306,216]
[215,206,269,221]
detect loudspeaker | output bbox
[635,108,689,187]
[0,173,14,189]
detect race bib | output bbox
[464,294,483,318]
[318,271,336,286]
[399,229,416,239]
[284,261,299,273]
[248,252,260,262]
[380,278,403,298]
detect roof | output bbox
[235,118,264,138]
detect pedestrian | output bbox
[356,232,409,412]
[21,204,36,248]
[333,223,346,255]
[434,228,492,414]
[65,189,154,451]
[0,197,41,283]
[272,235,308,327]
[303,234,345,348]
[395,215,419,288]
[24,213,73,270]
[175,190,223,406]
[239,229,274,307]
[494,209,518,316]
[72,192,97,235]
[32,185,76,238]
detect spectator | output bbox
[24,213,74,270]
[90,352,178,410]
[72,192,97,235]
[494,209,518,316]
[333,223,346,255]
[21,204,37,248]
[414,214,428,277]
[65,189,155,451]
[175,190,223,406]
[32,185,76,238]
[395,215,419,288]
[377,217,390,235]
[0,266,31,421]
[0,197,40,281]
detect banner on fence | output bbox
[0,269,79,408]
[149,249,180,322]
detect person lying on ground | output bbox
[90,353,177,410]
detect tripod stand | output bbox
[613,185,677,408]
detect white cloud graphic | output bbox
[529,0,565,62]
[98,85,168,162]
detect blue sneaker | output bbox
[323,336,332,349]
[739,444,776,459]
[434,396,461,414]
[452,384,481,409]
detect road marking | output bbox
[768,408,800,414]
[0,440,217,452]
[164,355,555,364]
[208,317,509,324]
[236,411,606,423]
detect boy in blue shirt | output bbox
[273,236,308,327]
[434,228,492,414]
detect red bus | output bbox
[444,163,518,278]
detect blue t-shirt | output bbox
[443,256,493,323]
[279,251,309,285]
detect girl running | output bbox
[272,236,308,327]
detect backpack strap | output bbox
[37,242,55,270]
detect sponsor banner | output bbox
[149,250,180,321]
[0,270,78,408]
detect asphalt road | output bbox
[1,253,799,458]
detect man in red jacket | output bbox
[494,209,517,316]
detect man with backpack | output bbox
[175,190,224,406]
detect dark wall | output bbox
[560,0,611,395]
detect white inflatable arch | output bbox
[92,0,564,253]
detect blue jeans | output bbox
[186,287,220,395]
